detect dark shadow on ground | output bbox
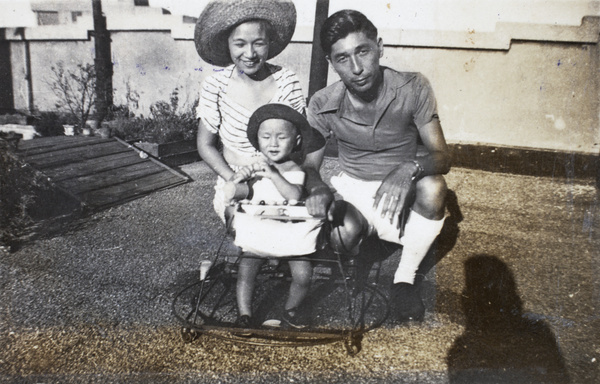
[446,254,571,384]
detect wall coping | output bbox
[4,13,599,50]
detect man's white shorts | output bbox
[330,172,404,245]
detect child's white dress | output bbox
[233,171,324,257]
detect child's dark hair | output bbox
[320,10,378,55]
[247,103,310,154]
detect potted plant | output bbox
[46,62,96,135]
[109,90,200,166]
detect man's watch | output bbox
[410,160,424,180]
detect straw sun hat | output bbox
[194,0,297,67]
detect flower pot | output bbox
[86,120,98,130]
[63,125,75,136]
[98,127,111,139]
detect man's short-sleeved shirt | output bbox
[307,67,438,181]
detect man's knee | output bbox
[414,175,447,219]
[328,201,369,254]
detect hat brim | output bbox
[195,0,296,67]
[247,104,312,153]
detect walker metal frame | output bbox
[172,203,390,356]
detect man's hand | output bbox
[373,161,419,228]
[305,185,334,219]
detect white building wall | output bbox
[3,0,600,154]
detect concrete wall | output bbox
[13,35,598,154]
[110,31,202,115]
[3,2,600,155]
[379,41,600,153]
[9,39,95,115]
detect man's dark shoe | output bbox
[391,283,425,322]
[282,308,308,329]
[233,315,253,337]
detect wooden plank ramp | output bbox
[14,136,190,212]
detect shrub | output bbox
[110,115,148,142]
[111,89,198,144]
[32,111,74,137]
[0,140,81,249]
[0,141,48,247]
[106,104,134,121]
[46,62,96,133]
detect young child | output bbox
[224,104,323,330]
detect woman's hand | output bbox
[229,165,255,183]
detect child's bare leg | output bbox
[285,259,312,311]
[236,257,264,317]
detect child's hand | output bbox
[229,165,255,183]
[253,160,279,179]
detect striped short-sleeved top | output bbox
[197,63,306,156]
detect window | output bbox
[183,16,197,24]
[37,11,59,26]
[72,11,83,23]
[134,0,149,6]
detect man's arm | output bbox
[374,118,451,225]
[414,118,451,176]
[303,95,335,218]
[302,146,334,218]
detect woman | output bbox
[195,0,324,221]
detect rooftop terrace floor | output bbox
[1,159,598,383]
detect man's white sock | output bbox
[393,210,445,284]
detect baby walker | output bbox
[172,201,390,356]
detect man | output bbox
[304,10,451,322]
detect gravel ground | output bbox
[1,159,598,383]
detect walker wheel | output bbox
[343,333,362,356]
[180,327,199,343]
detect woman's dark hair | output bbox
[228,19,276,45]
[319,10,378,55]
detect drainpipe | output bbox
[15,27,34,114]
[25,36,33,114]
[596,34,600,189]
[307,0,329,102]
[0,28,15,113]
[92,0,113,125]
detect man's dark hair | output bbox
[319,10,378,55]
